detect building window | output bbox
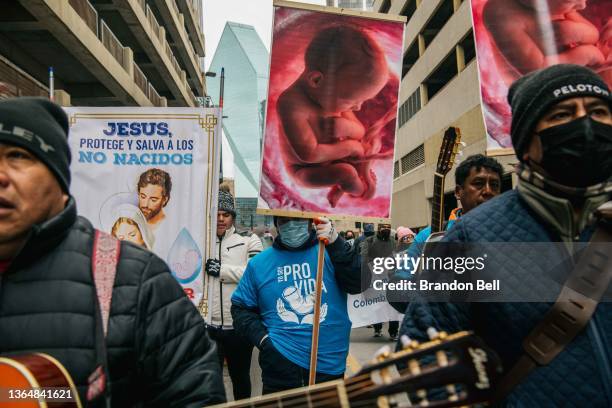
[400,144,424,174]
[459,29,476,65]
[379,0,391,13]
[400,0,418,22]
[398,88,421,128]
[402,40,419,78]
[424,48,458,101]
[421,0,454,49]
[394,161,400,179]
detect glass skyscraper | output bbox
[207,22,271,229]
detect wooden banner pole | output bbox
[308,239,326,385]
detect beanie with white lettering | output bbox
[508,64,611,161]
[0,97,71,192]
[0,98,70,193]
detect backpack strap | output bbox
[87,230,120,406]
[92,230,120,336]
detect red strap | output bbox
[92,230,120,337]
[0,259,11,274]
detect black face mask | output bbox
[377,229,391,240]
[537,116,612,187]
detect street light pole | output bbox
[219,67,225,184]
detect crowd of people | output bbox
[0,63,610,407]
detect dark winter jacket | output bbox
[0,199,226,407]
[399,190,612,407]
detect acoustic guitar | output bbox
[211,330,503,407]
[0,353,82,408]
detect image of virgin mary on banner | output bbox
[258,1,405,221]
[471,0,612,152]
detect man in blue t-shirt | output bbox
[231,216,364,394]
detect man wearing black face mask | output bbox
[362,224,400,340]
[398,64,612,407]
[230,216,365,394]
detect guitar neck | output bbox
[215,374,381,408]
[218,379,349,408]
[431,174,445,234]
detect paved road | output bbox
[222,325,400,401]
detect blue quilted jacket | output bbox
[399,190,611,407]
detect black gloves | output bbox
[205,259,221,277]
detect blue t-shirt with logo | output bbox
[232,244,351,375]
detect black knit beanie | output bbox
[508,64,611,161]
[0,97,71,192]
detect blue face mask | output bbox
[279,220,311,248]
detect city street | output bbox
[222,326,399,401]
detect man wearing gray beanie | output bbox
[398,65,611,407]
[0,98,225,406]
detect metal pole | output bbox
[219,67,225,109]
[219,67,225,183]
[49,67,54,101]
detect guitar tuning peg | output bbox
[427,327,439,340]
[400,335,419,350]
[427,327,448,340]
[374,345,392,361]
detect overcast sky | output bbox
[202,0,326,70]
[202,0,326,178]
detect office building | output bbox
[0,0,206,107]
[326,0,375,10]
[374,0,514,230]
[207,22,272,229]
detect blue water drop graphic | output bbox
[167,228,202,284]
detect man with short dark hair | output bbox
[412,153,503,244]
[0,98,225,406]
[363,223,400,340]
[389,154,503,298]
[400,64,612,406]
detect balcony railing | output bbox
[186,85,196,105]
[145,4,164,43]
[100,20,128,71]
[68,0,98,35]
[148,83,163,107]
[133,62,148,95]
[170,0,181,19]
[69,0,191,105]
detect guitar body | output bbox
[0,353,82,408]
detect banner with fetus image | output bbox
[471,0,612,152]
[65,107,221,315]
[258,2,405,221]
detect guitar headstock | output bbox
[348,330,502,407]
[436,127,462,176]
